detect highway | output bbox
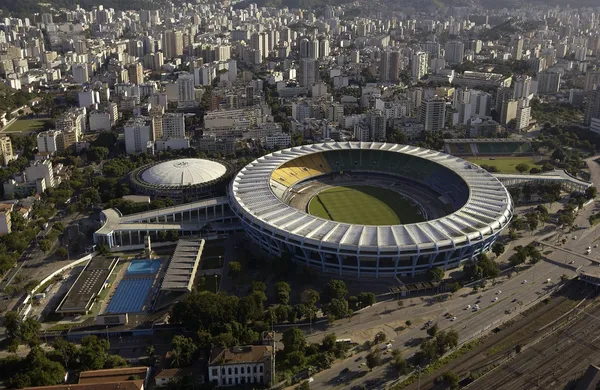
[304,200,600,390]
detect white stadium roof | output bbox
[141,158,227,187]
[230,142,513,251]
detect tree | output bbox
[20,317,41,347]
[228,261,242,277]
[585,186,598,200]
[56,247,68,259]
[282,327,305,355]
[426,267,445,282]
[374,331,387,344]
[327,298,350,319]
[427,323,439,338]
[3,311,20,341]
[366,349,382,370]
[357,292,376,308]
[515,163,530,173]
[552,148,566,162]
[391,349,409,375]
[300,288,320,306]
[170,336,198,368]
[275,281,291,305]
[78,335,110,371]
[297,381,311,390]
[492,243,505,257]
[440,371,460,389]
[252,281,267,293]
[325,279,348,302]
[51,338,79,369]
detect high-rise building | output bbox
[584,89,600,126]
[72,63,89,83]
[37,130,62,154]
[251,32,264,60]
[419,98,446,132]
[163,30,183,59]
[512,36,523,61]
[444,41,464,64]
[0,136,14,166]
[124,117,153,154]
[298,58,318,87]
[411,52,429,80]
[513,75,532,99]
[177,72,196,107]
[584,71,600,91]
[537,71,561,94]
[161,113,186,139]
[515,99,531,131]
[380,48,401,83]
[367,109,386,140]
[318,38,330,58]
[127,62,144,85]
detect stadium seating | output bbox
[272,154,332,187]
[106,278,153,313]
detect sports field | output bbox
[2,118,50,135]
[308,185,424,225]
[465,156,540,173]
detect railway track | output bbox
[473,302,600,389]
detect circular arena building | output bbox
[229,142,513,278]
[130,158,233,203]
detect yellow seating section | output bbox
[272,154,331,187]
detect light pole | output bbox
[214,274,218,294]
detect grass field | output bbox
[2,117,50,134]
[465,156,541,173]
[308,185,424,225]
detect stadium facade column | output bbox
[442,249,454,269]
[393,255,401,275]
[410,255,419,277]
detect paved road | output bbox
[306,202,600,390]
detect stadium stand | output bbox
[106,278,154,313]
[444,139,532,157]
[271,150,470,211]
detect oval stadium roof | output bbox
[141,158,228,187]
[230,142,513,252]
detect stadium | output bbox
[129,158,233,202]
[230,142,514,278]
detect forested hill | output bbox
[0,0,163,17]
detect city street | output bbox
[302,169,600,389]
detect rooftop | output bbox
[161,239,204,292]
[209,346,272,366]
[78,367,148,385]
[22,381,143,390]
[56,257,118,313]
[140,158,228,187]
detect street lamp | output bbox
[214,274,218,294]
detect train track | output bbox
[472,302,600,389]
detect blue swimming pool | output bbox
[106,278,153,313]
[126,259,161,275]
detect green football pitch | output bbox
[308,185,424,225]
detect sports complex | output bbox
[229,142,514,278]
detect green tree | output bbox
[228,261,242,277]
[51,338,78,369]
[440,371,460,389]
[252,281,267,293]
[171,336,198,368]
[426,267,445,282]
[357,292,376,308]
[325,279,347,302]
[56,247,68,259]
[427,323,439,338]
[391,349,408,375]
[275,281,292,305]
[78,335,110,371]
[515,163,530,173]
[300,288,320,306]
[282,327,305,355]
[19,317,41,347]
[327,298,350,319]
[585,186,597,200]
[492,243,505,257]
[366,349,382,370]
[321,333,337,351]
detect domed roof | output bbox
[141,158,227,187]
